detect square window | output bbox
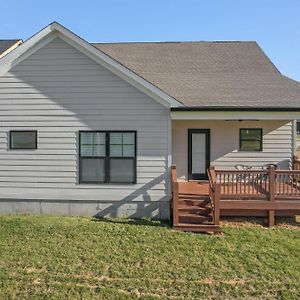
[10,131,37,149]
[240,129,262,152]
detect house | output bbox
[0,22,300,229]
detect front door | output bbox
[188,129,210,180]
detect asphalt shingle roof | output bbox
[0,40,21,55]
[93,41,300,109]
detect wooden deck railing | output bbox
[292,156,300,184]
[207,166,221,226]
[212,165,300,200]
[210,165,300,226]
[216,169,269,199]
[293,155,300,171]
[172,163,300,228]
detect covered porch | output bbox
[170,111,300,232]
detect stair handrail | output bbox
[207,166,220,226]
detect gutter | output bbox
[171,107,300,112]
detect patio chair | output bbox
[259,164,278,181]
[234,164,252,182]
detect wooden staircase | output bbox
[171,165,220,233]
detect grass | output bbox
[0,216,299,299]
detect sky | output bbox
[0,0,299,81]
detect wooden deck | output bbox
[171,158,300,232]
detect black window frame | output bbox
[79,131,137,184]
[239,128,263,152]
[297,121,300,135]
[9,130,38,150]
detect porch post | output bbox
[268,166,276,227]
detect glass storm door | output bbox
[188,129,210,180]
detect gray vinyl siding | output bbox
[0,37,170,218]
[172,120,293,179]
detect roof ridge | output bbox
[91,40,257,45]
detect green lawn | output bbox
[0,216,299,299]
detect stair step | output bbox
[179,195,209,200]
[179,214,213,225]
[178,199,211,206]
[178,206,212,213]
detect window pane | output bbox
[94,144,106,156]
[110,132,122,144]
[240,140,261,151]
[94,132,106,145]
[110,144,122,157]
[80,132,106,157]
[110,159,135,183]
[123,132,135,144]
[123,145,135,157]
[80,132,94,144]
[10,131,36,149]
[240,129,261,140]
[80,145,94,156]
[80,158,105,182]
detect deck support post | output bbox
[268,166,276,227]
[268,210,275,227]
[214,183,221,226]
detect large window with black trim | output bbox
[79,131,136,184]
[239,128,263,151]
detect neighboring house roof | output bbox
[0,39,23,58]
[93,41,300,109]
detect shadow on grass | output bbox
[91,217,171,228]
[221,216,300,228]
[91,216,299,231]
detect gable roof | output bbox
[0,39,22,58]
[93,41,300,110]
[0,23,182,108]
[1,22,299,110]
